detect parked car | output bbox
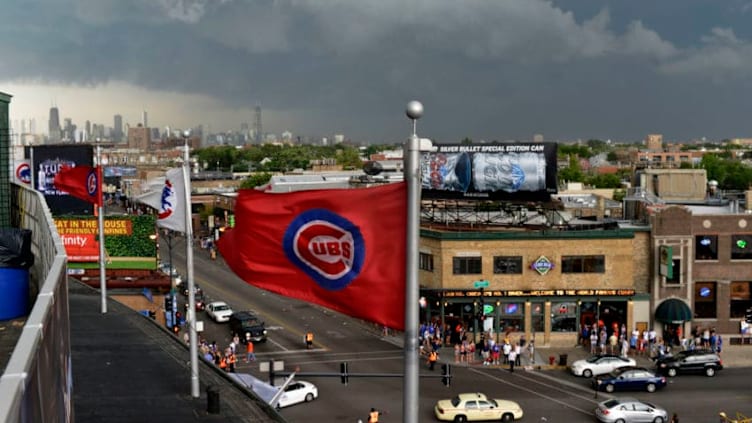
[434,392,523,422]
[205,301,234,323]
[654,350,723,377]
[652,349,714,366]
[592,366,667,393]
[229,311,268,343]
[275,380,318,409]
[594,398,668,423]
[570,354,637,378]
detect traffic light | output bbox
[441,364,451,387]
[340,362,349,385]
[164,296,173,312]
[745,307,752,324]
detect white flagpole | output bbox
[183,131,200,398]
[97,143,107,314]
[403,101,423,423]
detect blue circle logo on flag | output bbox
[159,180,175,220]
[284,209,365,290]
[86,170,98,197]
[16,163,31,184]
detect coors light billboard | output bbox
[420,142,558,201]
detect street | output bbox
[165,235,752,422]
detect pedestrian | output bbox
[427,349,438,371]
[670,412,679,423]
[368,407,380,423]
[305,331,314,349]
[508,348,517,373]
[514,342,522,366]
[228,351,237,372]
[590,330,598,354]
[527,340,535,364]
[245,340,255,362]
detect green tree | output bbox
[460,137,473,145]
[239,172,273,189]
[558,155,584,182]
[336,146,363,170]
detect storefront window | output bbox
[551,301,577,332]
[531,302,544,332]
[694,282,717,318]
[498,302,523,333]
[730,281,752,318]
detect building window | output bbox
[695,235,718,260]
[493,256,522,274]
[665,259,681,284]
[730,281,752,319]
[453,257,482,275]
[419,252,434,272]
[731,235,752,260]
[694,282,716,319]
[551,301,577,332]
[561,255,605,273]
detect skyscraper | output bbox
[48,106,61,143]
[113,114,123,143]
[142,110,148,128]
[253,106,262,144]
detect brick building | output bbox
[418,228,651,347]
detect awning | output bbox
[655,298,692,324]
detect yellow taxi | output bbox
[434,392,523,422]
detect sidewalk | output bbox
[436,342,752,371]
[377,332,752,371]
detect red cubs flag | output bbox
[53,165,103,207]
[218,182,407,330]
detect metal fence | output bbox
[0,183,70,423]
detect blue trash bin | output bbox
[0,267,30,320]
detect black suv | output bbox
[655,350,723,377]
[229,311,267,344]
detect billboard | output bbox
[54,215,156,264]
[420,143,558,201]
[28,144,94,215]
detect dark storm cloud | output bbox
[2,0,752,142]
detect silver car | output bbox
[595,398,668,423]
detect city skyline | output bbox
[4,1,752,143]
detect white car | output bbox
[205,301,234,323]
[571,354,637,378]
[276,381,318,409]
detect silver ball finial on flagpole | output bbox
[406,101,423,120]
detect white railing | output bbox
[0,183,69,423]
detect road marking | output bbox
[469,367,597,416]
[274,355,405,366]
[267,337,289,351]
[266,326,284,331]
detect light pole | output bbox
[404,100,423,423]
[182,129,200,398]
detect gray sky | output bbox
[3,0,752,144]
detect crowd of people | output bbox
[185,332,256,373]
[581,322,724,360]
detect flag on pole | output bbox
[53,165,103,206]
[136,168,187,233]
[218,182,407,330]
